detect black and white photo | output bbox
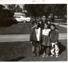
[0,4,67,61]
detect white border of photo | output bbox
[0,0,67,4]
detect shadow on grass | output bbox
[0,24,13,27]
[58,42,66,55]
[7,56,25,61]
[39,42,66,55]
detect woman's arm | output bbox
[30,28,33,42]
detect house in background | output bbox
[14,12,25,18]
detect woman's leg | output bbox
[36,42,40,56]
[42,46,46,57]
[50,43,55,57]
[55,43,59,57]
[46,46,51,55]
[32,42,36,56]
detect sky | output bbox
[18,4,24,8]
[2,4,24,9]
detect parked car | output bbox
[15,16,31,23]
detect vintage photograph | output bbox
[0,4,67,61]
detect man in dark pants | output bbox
[38,15,51,56]
[30,22,42,57]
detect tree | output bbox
[7,4,16,12]
[0,5,4,9]
[24,4,48,22]
[24,4,38,21]
[7,4,22,12]
[48,4,67,17]
[24,4,67,22]
[15,5,22,12]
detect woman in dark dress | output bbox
[42,23,51,57]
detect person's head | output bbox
[44,23,48,29]
[41,15,47,22]
[32,21,37,27]
[34,23,40,29]
[47,20,51,25]
[50,24,56,30]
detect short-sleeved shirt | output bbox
[42,29,51,36]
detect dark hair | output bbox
[37,23,40,28]
[32,21,37,25]
[44,23,48,28]
[47,20,51,24]
[47,20,51,22]
[44,22,48,25]
[50,24,56,29]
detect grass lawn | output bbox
[0,23,32,34]
[0,23,67,34]
[0,40,67,61]
[56,25,67,33]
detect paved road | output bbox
[54,23,67,28]
[59,25,67,28]
[0,33,67,42]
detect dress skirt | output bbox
[42,35,51,46]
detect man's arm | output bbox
[30,28,33,42]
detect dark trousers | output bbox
[32,41,40,56]
[42,46,51,55]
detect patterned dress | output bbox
[42,29,51,46]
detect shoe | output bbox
[37,54,39,56]
[50,54,54,57]
[56,55,59,58]
[32,54,36,57]
[42,55,45,57]
[42,53,46,57]
[42,53,45,57]
[45,54,48,58]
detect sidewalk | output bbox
[53,23,67,28]
[0,33,67,42]
[59,24,67,28]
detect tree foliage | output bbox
[24,4,67,18]
[7,4,22,12]
[0,5,4,10]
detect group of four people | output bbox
[30,15,59,58]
